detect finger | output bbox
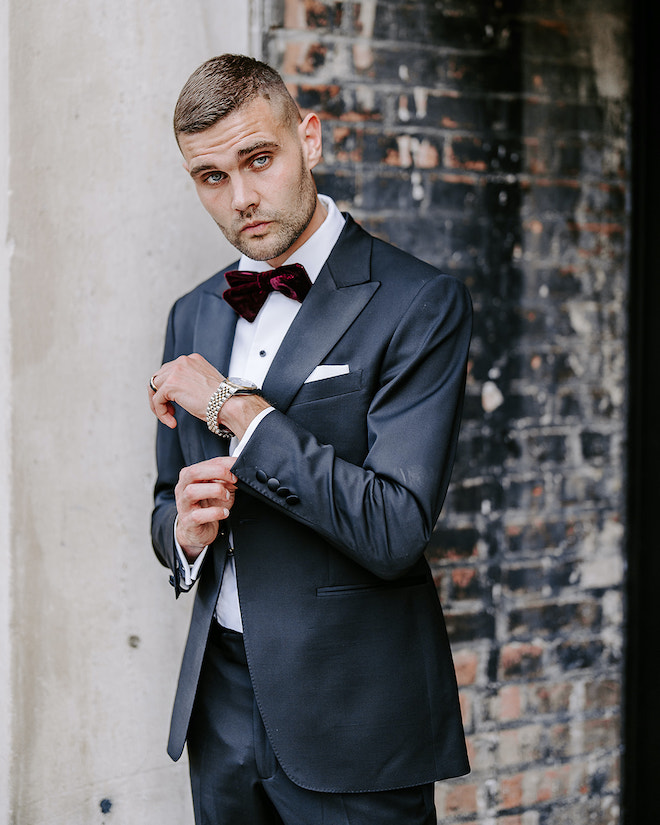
[206,456,238,479]
[152,396,178,429]
[180,459,238,485]
[187,504,231,524]
[178,482,234,510]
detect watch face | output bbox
[227,377,258,391]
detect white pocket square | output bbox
[304,364,350,383]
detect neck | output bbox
[267,197,328,268]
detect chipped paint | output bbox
[482,380,505,413]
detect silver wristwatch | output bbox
[206,377,260,438]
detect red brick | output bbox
[453,648,479,686]
[499,643,545,680]
[529,681,574,714]
[458,690,472,730]
[549,722,573,759]
[583,717,621,754]
[498,725,544,767]
[283,0,306,28]
[284,0,341,30]
[463,734,496,773]
[522,764,574,805]
[443,782,478,815]
[451,566,479,599]
[501,773,524,808]
[498,684,523,721]
[585,679,620,710]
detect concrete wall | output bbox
[2,2,251,822]
[1,0,12,819]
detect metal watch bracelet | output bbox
[206,379,260,438]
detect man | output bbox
[149,54,471,825]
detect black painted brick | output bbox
[581,431,612,460]
[445,610,496,643]
[427,526,480,561]
[502,560,580,594]
[555,640,608,671]
[508,601,603,637]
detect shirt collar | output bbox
[237,195,346,282]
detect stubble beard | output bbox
[220,162,318,262]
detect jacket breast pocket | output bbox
[291,369,363,405]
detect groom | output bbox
[149,53,471,824]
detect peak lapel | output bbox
[262,217,379,412]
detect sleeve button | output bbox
[267,477,280,492]
[286,494,300,506]
[256,469,268,483]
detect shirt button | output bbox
[259,350,267,357]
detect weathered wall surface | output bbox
[1,0,12,820]
[2,2,249,822]
[2,1,631,823]
[261,1,630,823]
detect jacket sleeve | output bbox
[232,275,472,580]
[151,303,185,586]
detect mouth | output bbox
[241,220,272,235]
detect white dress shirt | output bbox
[175,195,346,631]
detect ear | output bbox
[298,113,323,171]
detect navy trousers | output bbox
[186,624,438,825]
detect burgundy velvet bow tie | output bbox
[222,263,313,323]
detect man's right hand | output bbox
[175,456,238,560]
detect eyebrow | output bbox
[189,141,280,179]
[237,140,279,158]
[188,163,219,178]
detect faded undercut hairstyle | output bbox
[173,54,302,139]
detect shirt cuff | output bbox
[231,406,274,458]
[174,515,208,590]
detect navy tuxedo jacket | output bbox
[152,215,472,793]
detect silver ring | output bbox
[149,374,158,392]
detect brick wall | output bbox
[260,1,630,822]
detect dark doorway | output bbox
[624,1,660,821]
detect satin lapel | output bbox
[262,218,379,412]
[192,284,238,459]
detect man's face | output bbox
[178,97,324,266]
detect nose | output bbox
[231,173,258,214]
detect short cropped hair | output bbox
[174,54,301,137]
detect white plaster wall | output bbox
[1,1,12,823]
[5,1,250,822]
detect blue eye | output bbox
[205,172,224,184]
